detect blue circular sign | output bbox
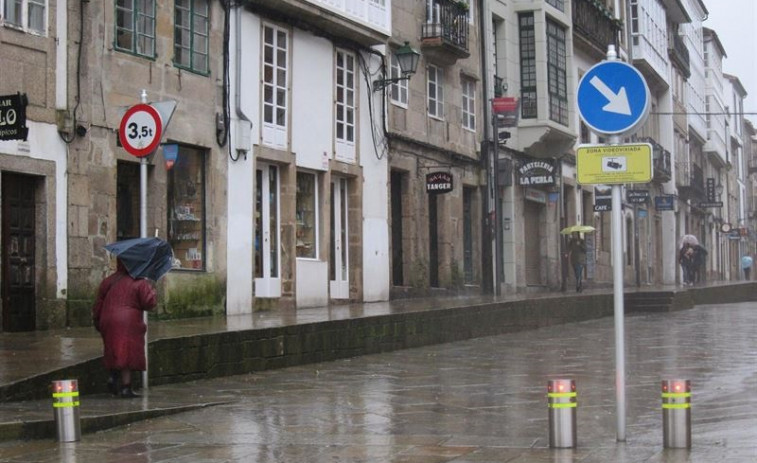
[577,61,650,136]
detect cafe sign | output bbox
[0,93,29,141]
[518,159,556,186]
[426,171,453,194]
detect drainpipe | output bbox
[479,0,496,294]
[235,4,253,155]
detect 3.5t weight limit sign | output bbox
[119,103,163,157]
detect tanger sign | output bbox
[426,171,453,194]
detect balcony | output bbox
[639,137,671,183]
[421,0,470,65]
[668,33,690,79]
[572,0,622,56]
[249,0,390,46]
[676,161,705,200]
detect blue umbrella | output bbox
[104,237,174,281]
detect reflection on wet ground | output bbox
[1,302,755,462]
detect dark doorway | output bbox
[117,162,140,240]
[429,194,439,287]
[390,171,404,286]
[2,173,37,332]
[463,187,474,283]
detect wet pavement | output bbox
[1,301,755,462]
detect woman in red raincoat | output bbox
[92,259,156,398]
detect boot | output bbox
[119,385,140,398]
[106,371,119,396]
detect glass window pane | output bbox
[268,166,279,278]
[296,172,317,258]
[28,1,45,32]
[167,146,206,271]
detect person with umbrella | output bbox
[567,232,587,292]
[92,237,172,398]
[561,225,593,293]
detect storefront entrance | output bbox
[2,173,37,332]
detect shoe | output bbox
[107,379,118,396]
[119,386,140,398]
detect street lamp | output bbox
[716,181,724,198]
[373,42,421,92]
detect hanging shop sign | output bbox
[627,189,649,204]
[594,185,612,212]
[654,195,675,211]
[491,97,520,127]
[518,159,556,186]
[426,171,453,194]
[0,93,29,141]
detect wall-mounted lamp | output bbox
[373,42,421,92]
[715,181,724,198]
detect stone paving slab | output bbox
[0,302,755,462]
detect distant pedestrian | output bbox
[691,244,708,284]
[92,259,157,398]
[568,233,587,292]
[741,255,753,280]
[679,244,694,285]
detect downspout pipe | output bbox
[235,4,251,124]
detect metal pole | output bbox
[605,46,626,442]
[493,119,503,296]
[139,89,149,390]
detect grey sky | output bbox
[703,0,757,124]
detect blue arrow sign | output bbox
[577,61,650,136]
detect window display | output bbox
[296,171,317,258]
[168,146,206,270]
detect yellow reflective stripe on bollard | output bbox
[53,401,80,408]
[52,392,80,398]
[547,392,577,398]
[661,392,691,399]
[548,402,578,408]
[662,402,691,409]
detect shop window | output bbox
[167,146,206,270]
[296,171,318,259]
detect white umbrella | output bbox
[680,234,699,247]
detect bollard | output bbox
[52,379,81,442]
[661,379,691,448]
[547,379,577,448]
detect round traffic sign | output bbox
[577,61,650,136]
[119,103,163,157]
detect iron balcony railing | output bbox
[639,137,672,183]
[669,33,690,78]
[421,0,469,52]
[572,0,621,52]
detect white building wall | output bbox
[226,12,261,314]
[291,31,334,171]
[682,0,707,139]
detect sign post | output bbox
[576,45,651,442]
[118,90,165,390]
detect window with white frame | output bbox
[427,64,444,119]
[115,0,156,57]
[461,78,476,131]
[3,0,46,34]
[262,23,289,148]
[389,53,408,107]
[335,49,356,145]
[174,0,209,74]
